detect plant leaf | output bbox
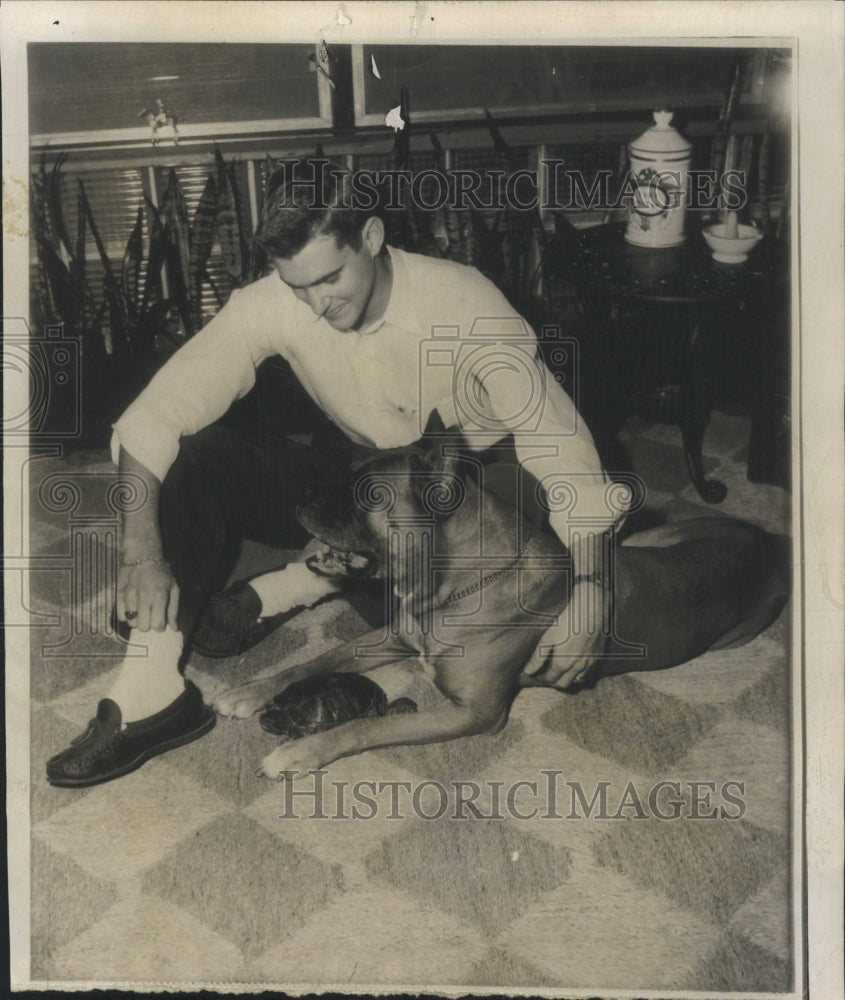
[189,173,218,326]
[135,298,173,356]
[483,109,515,169]
[215,149,243,284]
[163,235,192,336]
[78,179,128,356]
[189,172,217,284]
[159,169,193,335]
[46,152,73,259]
[230,161,251,275]
[201,267,225,309]
[160,170,191,292]
[122,206,144,318]
[70,181,89,334]
[36,233,73,326]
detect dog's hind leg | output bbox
[595,526,790,678]
[709,531,791,649]
[708,591,789,650]
[620,516,725,549]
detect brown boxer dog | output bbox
[213,418,789,779]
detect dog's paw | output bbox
[212,678,279,719]
[257,738,326,781]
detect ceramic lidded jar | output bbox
[625,109,693,248]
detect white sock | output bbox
[107,626,187,723]
[250,562,340,619]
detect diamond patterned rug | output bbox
[23,411,797,994]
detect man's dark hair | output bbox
[255,160,380,260]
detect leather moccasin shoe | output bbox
[191,579,306,659]
[46,681,215,788]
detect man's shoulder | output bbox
[392,246,510,308]
[225,271,287,308]
[394,245,478,282]
[196,271,303,357]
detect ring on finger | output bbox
[125,610,138,620]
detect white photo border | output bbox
[3,2,842,997]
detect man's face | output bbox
[273,224,383,332]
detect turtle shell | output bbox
[259,673,410,740]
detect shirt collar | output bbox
[357,245,412,335]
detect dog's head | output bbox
[297,410,472,589]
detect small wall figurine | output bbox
[138,99,180,146]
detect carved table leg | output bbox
[682,314,727,503]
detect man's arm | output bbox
[430,269,622,681]
[115,448,179,633]
[109,280,287,629]
[477,348,621,553]
[111,280,279,484]
[477,339,623,684]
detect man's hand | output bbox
[524,579,608,688]
[117,559,180,632]
[531,520,614,686]
[116,446,177,631]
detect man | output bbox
[46,161,622,788]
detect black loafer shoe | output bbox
[46,681,216,788]
[191,579,307,659]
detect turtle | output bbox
[258,673,417,741]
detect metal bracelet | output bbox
[572,570,614,634]
[120,555,168,569]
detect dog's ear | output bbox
[420,409,466,474]
[422,409,447,437]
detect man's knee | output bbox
[169,425,246,479]
[159,425,247,529]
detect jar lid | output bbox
[629,109,692,156]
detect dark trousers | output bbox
[155,361,557,658]
[157,360,383,652]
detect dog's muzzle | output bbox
[297,492,382,580]
[305,547,378,580]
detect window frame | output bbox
[351,44,768,127]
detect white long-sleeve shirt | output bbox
[112,246,622,541]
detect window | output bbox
[29,43,332,152]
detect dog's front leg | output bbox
[213,628,413,718]
[258,699,502,779]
